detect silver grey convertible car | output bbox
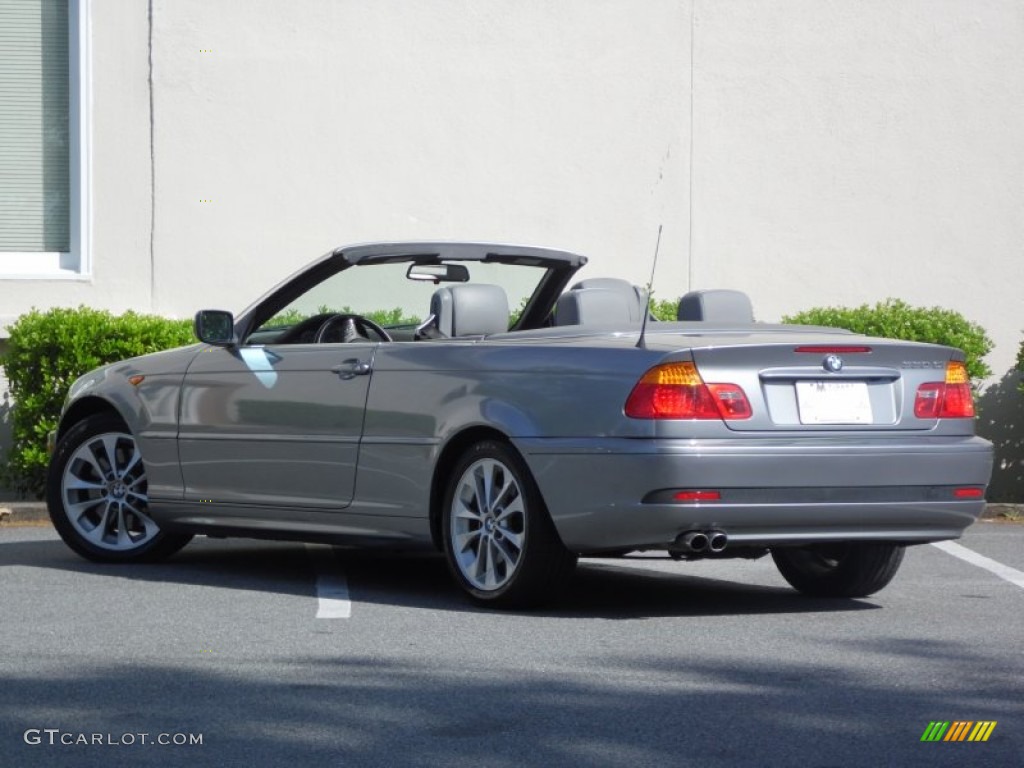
[47,242,993,607]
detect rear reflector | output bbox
[794,346,873,354]
[674,490,722,502]
[913,361,975,419]
[953,488,984,499]
[625,362,752,420]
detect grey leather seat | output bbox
[677,289,754,323]
[554,287,635,327]
[570,277,647,322]
[421,283,510,338]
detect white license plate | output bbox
[796,381,873,425]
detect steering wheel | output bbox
[313,313,392,343]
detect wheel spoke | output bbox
[99,435,122,476]
[485,462,502,510]
[74,447,106,484]
[82,502,115,545]
[481,540,497,588]
[498,528,523,551]
[490,536,516,569]
[474,465,490,515]
[125,502,159,538]
[124,489,147,504]
[493,475,517,511]
[495,495,523,524]
[453,498,482,522]
[64,476,105,492]
[120,445,144,478]
[66,497,103,523]
[116,507,131,547]
[455,529,481,554]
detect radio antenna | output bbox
[636,224,663,349]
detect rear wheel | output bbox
[441,439,576,608]
[771,542,905,598]
[47,413,192,562]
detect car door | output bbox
[177,341,375,510]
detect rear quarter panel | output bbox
[355,340,664,516]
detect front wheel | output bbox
[441,439,576,608]
[771,542,906,598]
[47,413,192,562]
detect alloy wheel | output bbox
[449,457,527,591]
[60,431,159,551]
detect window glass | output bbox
[253,261,547,339]
[0,0,70,252]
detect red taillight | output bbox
[914,382,943,418]
[913,361,975,419]
[674,490,721,502]
[625,362,752,420]
[707,384,754,419]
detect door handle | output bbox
[331,359,372,378]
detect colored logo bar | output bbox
[920,721,997,742]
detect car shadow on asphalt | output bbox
[0,535,319,598]
[0,534,880,619]
[337,550,882,619]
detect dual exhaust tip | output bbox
[674,529,728,555]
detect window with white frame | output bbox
[0,0,89,277]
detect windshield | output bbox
[247,260,549,343]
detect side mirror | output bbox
[194,310,237,346]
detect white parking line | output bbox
[931,541,1024,590]
[304,543,352,618]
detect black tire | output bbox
[47,413,192,563]
[771,542,906,598]
[441,439,576,608]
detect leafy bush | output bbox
[364,307,421,327]
[1018,334,1024,396]
[1,307,194,498]
[265,306,420,328]
[648,297,679,322]
[784,299,993,383]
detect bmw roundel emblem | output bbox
[823,354,844,373]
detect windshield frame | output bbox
[233,241,588,342]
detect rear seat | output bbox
[677,289,754,323]
[554,288,635,327]
[569,277,647,322]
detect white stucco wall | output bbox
[0,0,1021,495]
[690,1,1024,376]
[147,0,691,315]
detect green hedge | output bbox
[1018,335,1024,396]
[648,297,679,322]
[784,298,993,384]
[1,307,194,499]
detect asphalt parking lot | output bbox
[0,522,1021,767]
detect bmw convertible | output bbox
[47,242,994,607]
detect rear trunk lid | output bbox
[686,338,962,432]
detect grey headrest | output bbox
[572,277,646,322]
[555,288,634,326]
[677,289,754,323]
[430,284,509,337]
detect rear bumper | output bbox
[514,435,994,553]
